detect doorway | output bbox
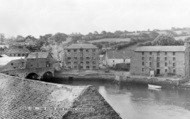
[156,69,160,75]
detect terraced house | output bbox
[64,43,99,70]
[130,40,190,78]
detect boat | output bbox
[148,84,162,90]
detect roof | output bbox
[27,52,50,59]
[0,73,121,119]
[106,50,130,59]
[135,46,186,52]
[65,43,97,49]
[5,46,30,54]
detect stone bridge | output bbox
[1,67,54,80]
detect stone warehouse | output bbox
[64,43,99,70]
[130,40,190,78]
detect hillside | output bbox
[89,38,131,43]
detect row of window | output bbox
[67,61,97,64]
[67,49,96,53]
[142,68,176,73]
[142,57,176,61]
[9,53,27,57]
[67,57,96,60]
[142,52,176,56]
[68,66,97,69]
[142,62,176,67]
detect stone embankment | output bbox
[56,70,189,89]
[0,73,122,119]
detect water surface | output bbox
[69,80,190,119]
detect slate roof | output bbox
[65,43,97,49]
[0,73,121,119]
[106,50,130,59]
[135,46,186,52]
[5,46,30,54]
[27,52,50,59]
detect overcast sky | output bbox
[0,0,190,37]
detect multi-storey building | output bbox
[130,41,190,78]
[64,43,99,70]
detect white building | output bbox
[104,50,130,67]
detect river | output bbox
[66,80,190,119]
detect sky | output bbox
[0,0,190,37]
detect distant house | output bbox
[5,46,30,57]
[130,41,190,78]
[64,43,99,70]
[104,50,130,67]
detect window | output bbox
[165,57,167,61]
[149,57,151,60]
[149,62,152,66]
[173,57,176,61]
[165,69,167,72]
[173,52,175,55]
[68,62,71,64]
[92,49,96,52]
[93,66,96,69]
[157,52,160,56]
[86,66,90,69]
[18,54,20,56]
[173,69,176,74]
[86,57,90,60]
[74,66,77,69]
[80,49,83,52]
[67,50,70,52]
[11,63,13,66]
[74,57,77,60]
[157,62,160,67]
[165,62,167,66]
[74,49,77,52]
[157,57,160,61]
[149,52,152,55]
[173,63,175,67]
[142,52,144,55]
[46,61,50,67]
[22,54,25,56]
[142,57,144,60]
[142,62,144,66]
[142,68,144,72]
[86,61,90,64]
[86,49,89,52]
[80,57,83,60]
[67,57,71,60]
[92,61,96,64]
[74,62,77,64]
[165,52,167,55]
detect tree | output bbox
[0,33,5,44]
[50,33,68,44]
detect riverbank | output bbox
[54,70,190,89]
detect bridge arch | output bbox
[25,73,39,80]
[41,71,53,81]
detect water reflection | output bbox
[69,80,190,119]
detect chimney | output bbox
[35,52,38,58]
